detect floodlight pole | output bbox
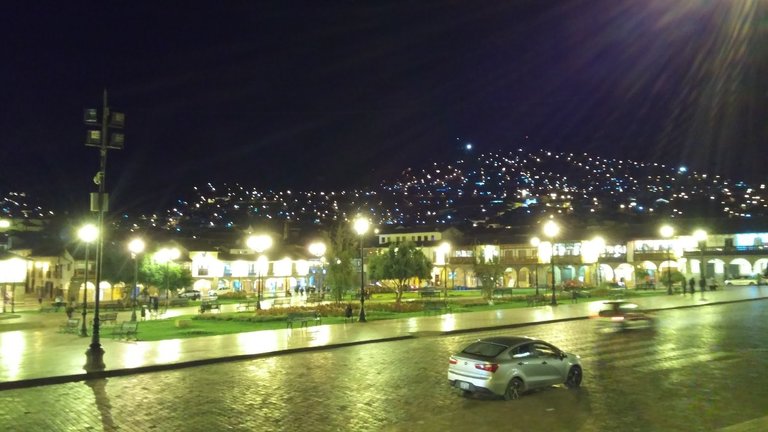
[84,89,124,372]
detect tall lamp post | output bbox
[438,242,451,301]
[543,221,560,306]
[660,225,675,295]
[84,90,125,371]
[78,224,98,337]
[353,217,370,323]
[128,238,145,322]
[308,241,327,296]
[530,237,541,297]
[247,234,273,310]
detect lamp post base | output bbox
[84,344,105,372]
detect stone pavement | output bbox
[1,286,766,391]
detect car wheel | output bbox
[565,366,582,389]
[504,377,524,400]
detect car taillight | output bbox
[475,363,499,373]
[448,357,458,365]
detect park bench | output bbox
[273,298,291,307]
[423,301,451,315]
[199,301,221,313]
[306,293,324,303]
[59,318,80,334]
[111,321,139,340]
[286,311,321,328]
[525,295,546,307]
[92,312,118,327]
[168,298,190,307]
[236,300,258,312]
[492,289,514,299]
[419,290,440,299]
[101,302,124,311]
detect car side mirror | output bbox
[559,352,567,360]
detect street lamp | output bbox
[353,216,370,323]
[660,225,675,295]
[84,90,125,372]
[530,237,540,297]
[78,224,98,337]
[308,241,326,296]
[247,234,273,310]
[438,242,451,300]
[543,221,560,306]
[128,238,145,322]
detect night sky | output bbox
[2,1,766,214]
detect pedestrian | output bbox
[687,278,695,295]
[65,303,74,319]
[344,304,353,322]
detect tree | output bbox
[138,255,192,298]
[474,250,505,301]
[659,269,686,292]
[367,241,432,304]
[324,224,357,304]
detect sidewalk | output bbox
[1,286,767,390]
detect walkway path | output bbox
[1,286,766,390]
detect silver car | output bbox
[447,336,582,400]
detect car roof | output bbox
[476,336,538,347]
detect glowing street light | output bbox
[543,221,560,306]
[78,223,98,337]
[127,238,145,322]
[247,234,273,310]
[660,225,675,295]
[353,216,370,322]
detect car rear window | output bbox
[462,341,507,358]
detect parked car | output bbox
[723,276,758,286]
[178,289,201,300]
[592,300,655,330]
[448,336,582,400]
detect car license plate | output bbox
[459,381,470,390]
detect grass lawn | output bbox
[131,288,670,341]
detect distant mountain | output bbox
[114,149,767,235]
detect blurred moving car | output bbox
[178,289,201,300]
[593,300,655,330]
[723,276,758,286]
[448,336,582,400]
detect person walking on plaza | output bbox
[687,278,695,295]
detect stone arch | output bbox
[518,267,532,288]
[754,258,768,276]
[504,267,518,287]
[726,258,753,278]
[597,263,615,287]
